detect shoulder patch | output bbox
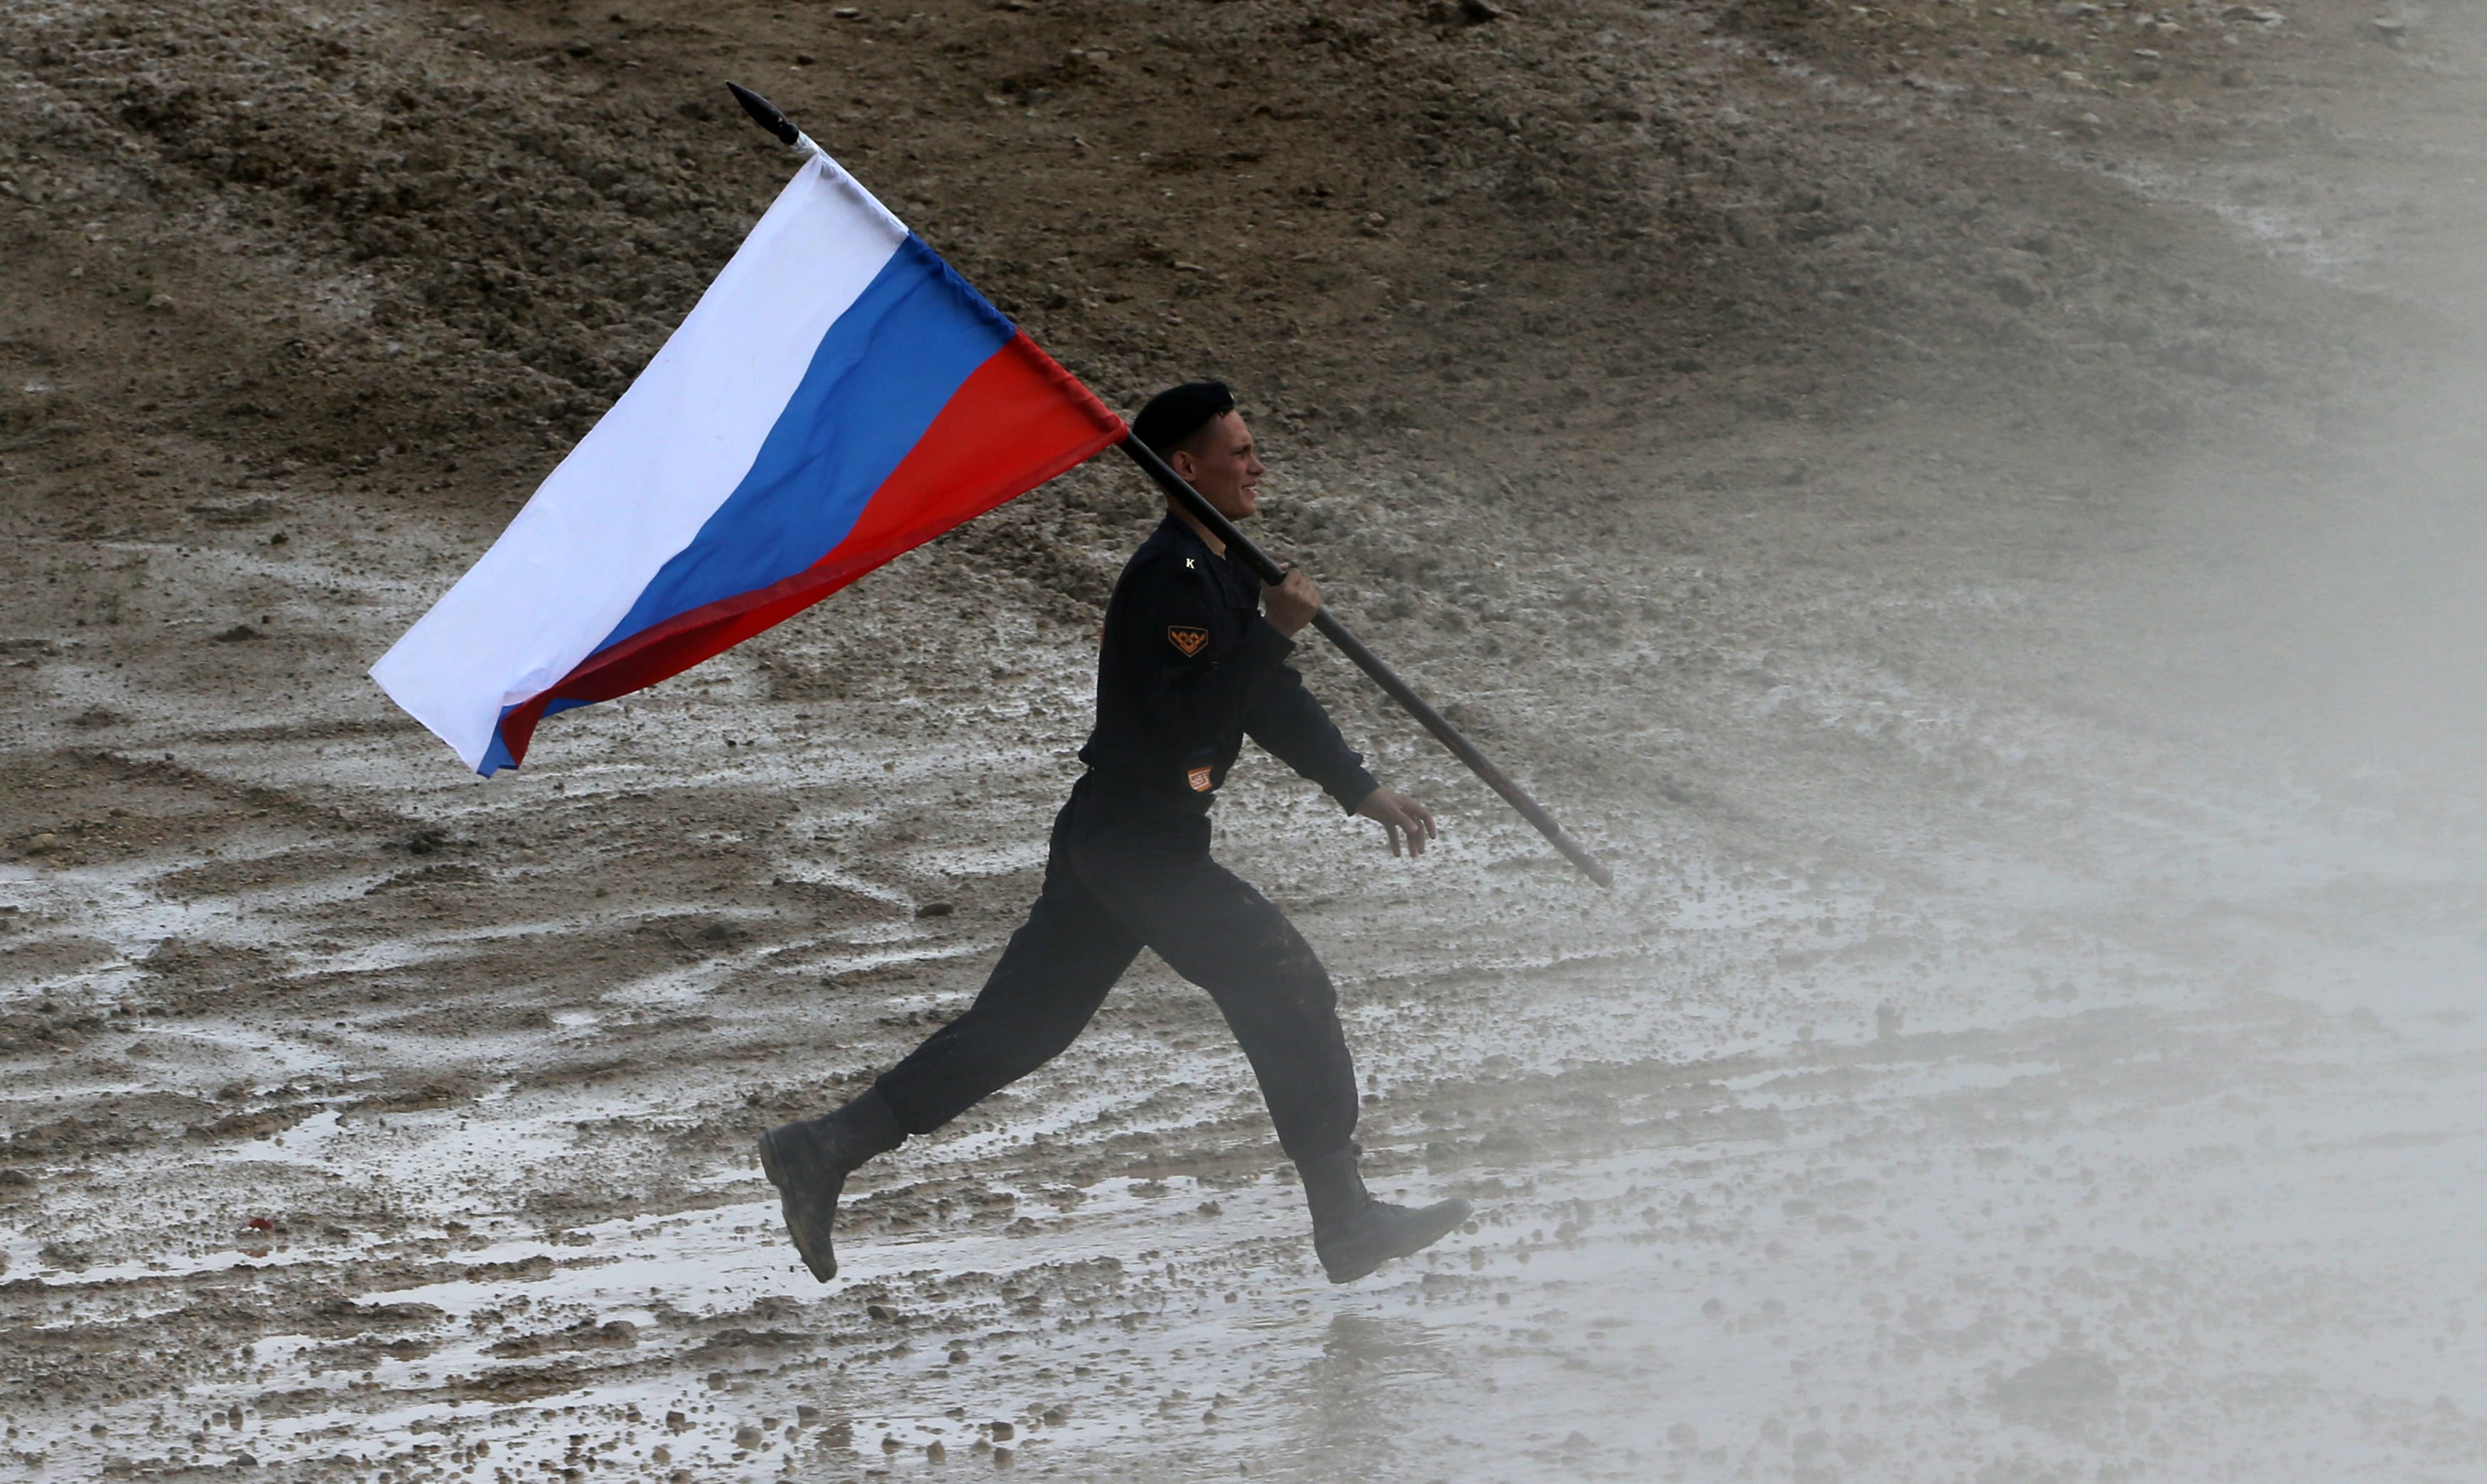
[1166,625,1209,658]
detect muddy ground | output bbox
[6,0,2487,1478]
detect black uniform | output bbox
[874,513,1379,1162]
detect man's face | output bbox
[1169,412,1264,521]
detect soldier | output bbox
[760,381,1469,1284]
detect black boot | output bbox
[1296,1143,1473,1284]
[757,1088,905,1282]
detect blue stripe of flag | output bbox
[588,234,1015,661]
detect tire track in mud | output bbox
[9,659,2487,1480]
[12,418,2487,1478]
[11,965,2480,1480]
[11,463,2487,1478]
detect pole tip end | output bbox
[725,81,800,146]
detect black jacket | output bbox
[1078,514,1379,813]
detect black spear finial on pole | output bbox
[726,82,801,147]
[716,84,1614,889]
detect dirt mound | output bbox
[6,0,2399,525]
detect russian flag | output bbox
[371,153,1126,775]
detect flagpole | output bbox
[722,83,1613,889]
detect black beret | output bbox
[1131,381,1236,457]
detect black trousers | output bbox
[874,774,1360,1164]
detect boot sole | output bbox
[1320,1197,1474,1284]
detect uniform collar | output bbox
[1155,513,1256,602]
[1156,509,1222,558]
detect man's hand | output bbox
[1263,565,1320,638]
[1354,788,1439,858]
